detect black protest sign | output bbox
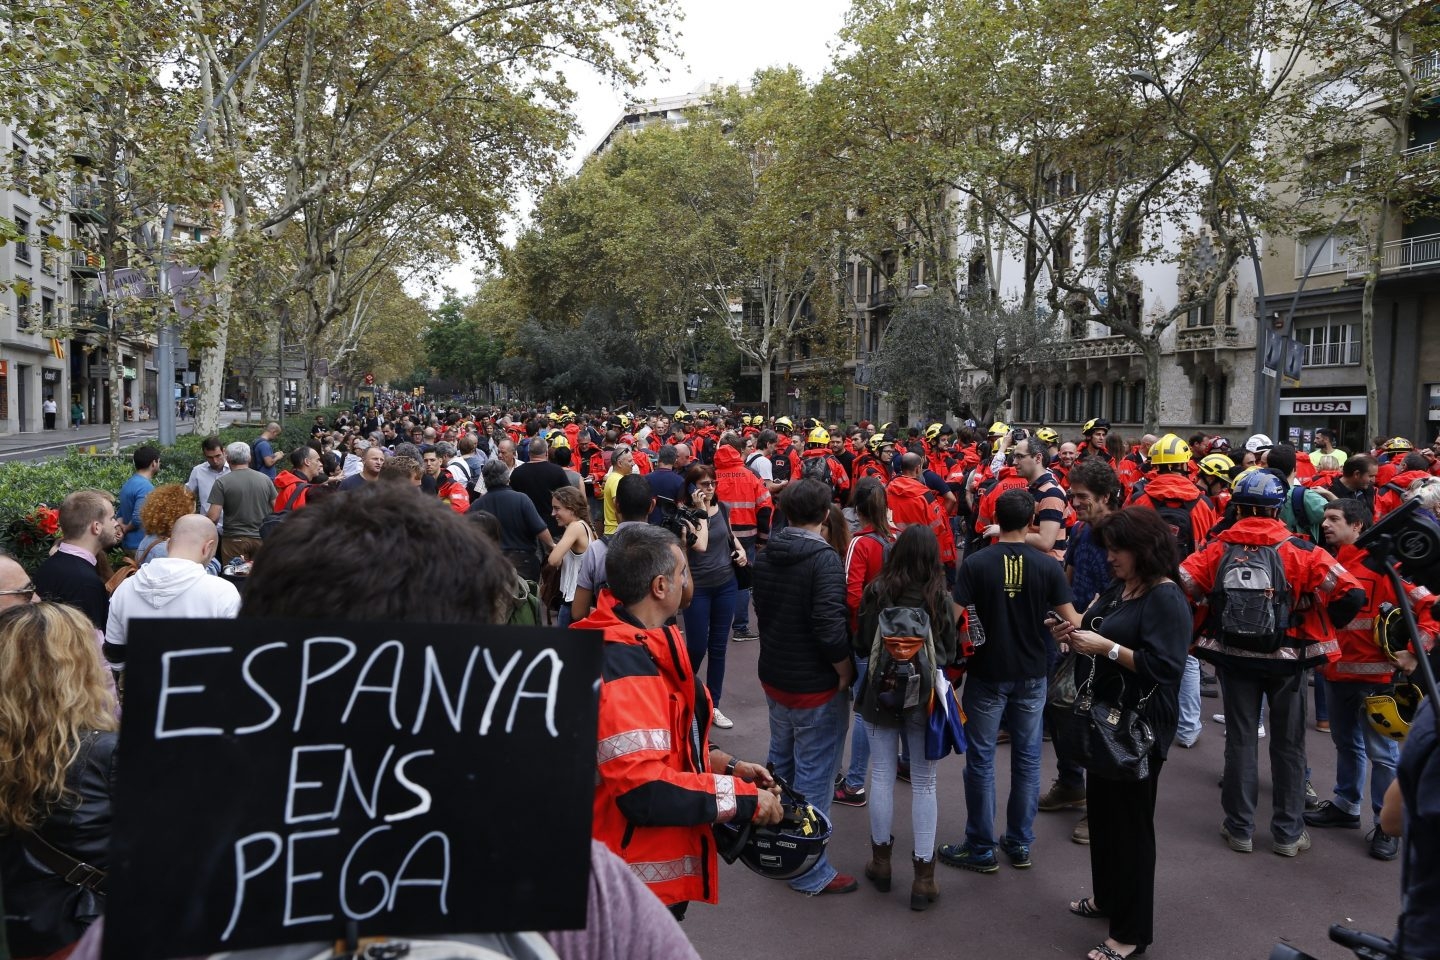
[104,619,601,959]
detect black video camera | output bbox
[655,496,703,549]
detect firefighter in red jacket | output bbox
[800,426,851,501]
[1199,453,1235,515]
[1374,449,1433,521]
[1077,417,1115,464]
[1179,470,1364,856]
[887,451,957,568]
[1307,498,1436,858]
[579,524,781,916]
[1129,435,1220,554]
[853,433,892,482]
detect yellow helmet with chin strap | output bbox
[1035,426,1060,445]
[988,421,1010,437]
[775,416,794,431]
[808,426,831,446]
[925,423,943,442]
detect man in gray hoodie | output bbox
[104,514,240,670]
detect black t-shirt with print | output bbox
[953,542,1071,682]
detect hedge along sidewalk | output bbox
[0,407,349,566]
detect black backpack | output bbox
[801,453,834,489]
[770,450,792,483]
[1152,497,1200,559]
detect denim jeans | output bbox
[1218,668,1306,844]
[961,674,1046,851]
[557,602,573,629]
[1176,655,1203,746]
[866,712,938,859]
[731,537,757,632]
[1048,646,1085,789]
[1313,669,1329,723]
[684,579,738,706]
[1321,678,1400,819]
[766,689,851,893]
[841,658,872,790]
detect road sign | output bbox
[364,373,375,385]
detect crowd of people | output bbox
[0,396,1438,960]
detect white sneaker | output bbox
[1212,714,1226,724]
[712,708,734,730]
[1258,724,1266,739]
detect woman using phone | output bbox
[1048,507,1188,960]
[682,464,747,730]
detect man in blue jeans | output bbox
[941,488,1076,872]
[752,478,858,895]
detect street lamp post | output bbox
[1125,69,1272,435]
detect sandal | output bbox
[1086,943,1146,960]
[1070,897,1106,919]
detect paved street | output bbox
[0,412,250,463]
[686,639,1399,960]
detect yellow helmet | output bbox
[808,426,831,445]
[868,432,891,453]
[1365,682,1425,741]
[618,413,632,427]
[673,410,688,422]
[1149,433,1192,465]
[1035,426,1060,445]
[775,416,794,431]
[1199,453,1235,480]
[547,411,562,422]
[988,421,1010,437]
[551,434,570,450]
[1083,417,1111,435]
[1374,603,1413,662]
[1384,436,1414,453]
[925,423,943,441]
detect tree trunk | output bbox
[1142,338,1162,434]
[107,328,124,455]
[759,356,771,406]
[1362,264,1380,442]
[196,187,237,438]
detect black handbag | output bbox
[1049,658,1157,781]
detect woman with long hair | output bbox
[1050,508,1189,960]
[0,603,119,957]
[855,526,956,912]
[547,485,596,628]
[680,463,746,730]
[835,478,893,807]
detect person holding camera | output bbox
[680,464,747,730]
[854,525,956,911]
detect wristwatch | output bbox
[724,757,740,776]
[1107,642,1121,661]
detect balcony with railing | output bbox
[70,302,107,329]
[70,249,100,274]
[68,184,105,222]
[1347,232,1440,278]
[1414,50,1440,87]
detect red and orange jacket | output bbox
[1324,543,1438,684]
[1130,473,1219,553]
[888,475,957,565]
[844,526,892,633]
[1180,516,1364,671]
[1374,468,1432,521]
[272,470,311,513]
[974,466,1029,539]
[437,476,469,514]
[578,601,761,907]
[852,452,889,482]
[714,445,772,539]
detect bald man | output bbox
[0,552,39,611]
[104,515,240,670]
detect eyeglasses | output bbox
[0,583,36,600]
[697,480,716,487]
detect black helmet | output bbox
[713,774,832,880]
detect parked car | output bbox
[221,398,244,410]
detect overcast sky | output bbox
[435,0,854,297]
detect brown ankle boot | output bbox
[910,855,939,911]
[865,837,893,891]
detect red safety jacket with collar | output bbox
[1323,543,1438,683]
[1180,516,1364,671]
[271,470,311,512]
[1374,469,1432,521]
[888,475,957,565]
[436,477,469,514]
[578,601,761,907]
[714,445,772,539]
[1129,473,1219,553]
[853,452,888,482]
